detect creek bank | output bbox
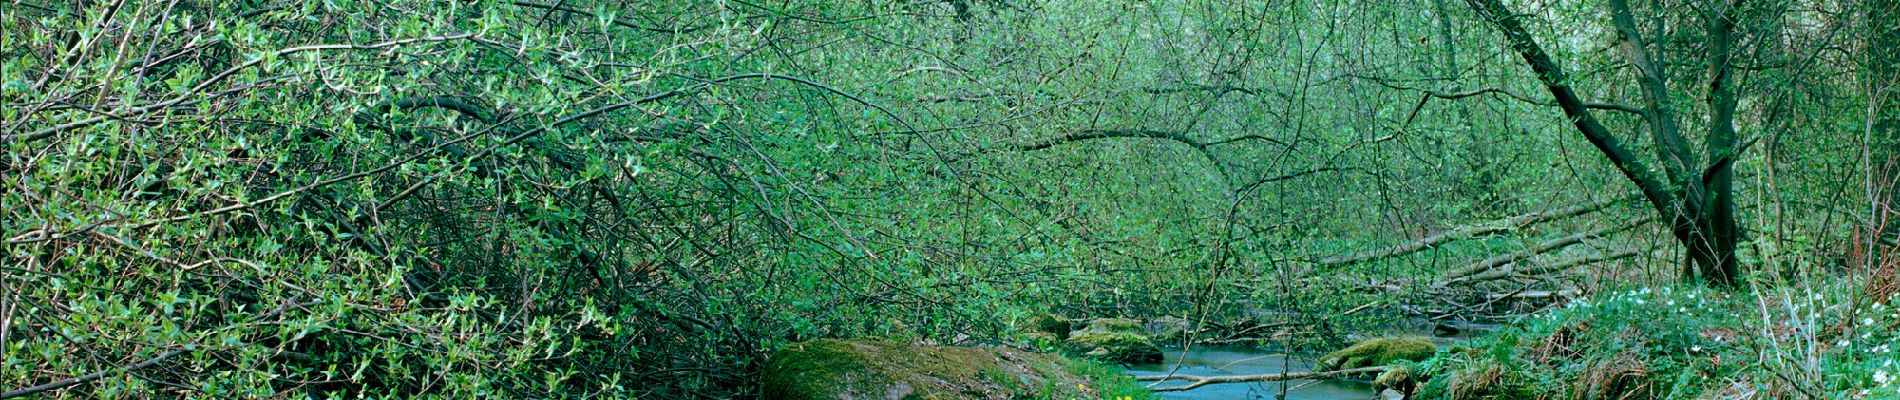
[761,338,1147,400]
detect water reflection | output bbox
[1123,347,1377,400]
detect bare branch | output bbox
[1352,75,1646,117]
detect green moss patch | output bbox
[1317,336,1436,371]
[1026,314,1075,338]
[1077,318,1145,335]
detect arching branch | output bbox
[1354,75,1648,118]
[1004,129,1212,152]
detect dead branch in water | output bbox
[1135,366,1388,392]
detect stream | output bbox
[1123,346,1379,400]
[1124,322,1487,400]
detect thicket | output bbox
[3,0,1894,398]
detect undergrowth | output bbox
[1407,281,1899,399]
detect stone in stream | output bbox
[1064,318,1164,364]
[762,338,1107,400]
[1316,336,1436,371]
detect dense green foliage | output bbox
[3,0,1895,398]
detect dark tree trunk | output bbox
[1874,0,1900,224]
[1696,0,1743,286]
[1465,0,1747,287]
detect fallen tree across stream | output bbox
[1435,217,1654,284]
[1316,194,1638,268]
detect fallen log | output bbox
[1136,366,1388,392]
[1438,217,1652,283]
[1317,194,1636,267]
[1451,248,1643,284]
[1487,289,1582,302]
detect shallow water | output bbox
[1123,347,1379,400]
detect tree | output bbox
[1874,0,1900,238]
[1461,0,1755,286]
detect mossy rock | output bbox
[1373,364,1416,395]
[1317,337,1435,371]
[1077,318,1145,335]
[763,338,1107,400]
[1066,332,1163,364]
[1025,313,1073,337]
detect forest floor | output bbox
[1387,277,1897,399]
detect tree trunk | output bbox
[1465,0,1744,287]
[1874,0,1900,227]
[1694,0,1743,286]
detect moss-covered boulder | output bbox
[1373,364,1416,395]
[1317,337,1435,371]
[1025,313,1074,337]
[1075,318,1145,335]
[763,338,1124,400]
[1066,331,1163,364]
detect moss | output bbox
[762,338,1140,400]
[1026,313,1073,337]
[1079,318,1145,335]
[1374,364,1416,395]
[1066,332,1163,364]
[1317,336,1436,371]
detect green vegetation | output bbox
[1402,284,1900,399]
[3,0,1897,398]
